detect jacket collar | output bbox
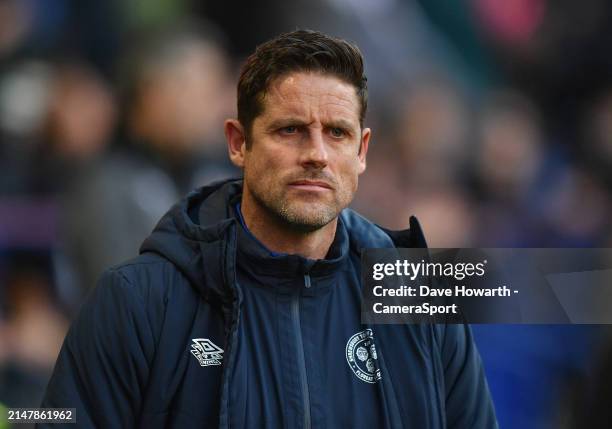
[234,205,350,279]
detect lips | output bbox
[288,180,333,190]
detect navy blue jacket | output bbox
[40,179,497,428]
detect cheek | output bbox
[255,142,296,168]
[334,159,362,196]
[249,154,276,174]
[244,149,286,184]
[338,155,362,179]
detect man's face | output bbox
[234,72,370,232]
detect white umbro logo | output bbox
[190,338,224,367]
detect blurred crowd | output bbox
[0,1,611,428]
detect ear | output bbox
[225,119,246,168]
[357,127,371,174]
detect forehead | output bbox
[259,72,360,124]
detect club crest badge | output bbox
[190,338,224,367]
[345,329,381,383]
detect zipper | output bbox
[292,274,312,429]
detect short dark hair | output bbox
[237,29,368,144]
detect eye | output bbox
[280,126,298,135]
[330,127,346,138]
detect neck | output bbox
[240,193,337,260]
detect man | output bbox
[40,30,497,428]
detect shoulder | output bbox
[72,253,203,356]
[107,251,178,282]
[340,209,427,249]
[340,209,395,250]
[97,252,200,321]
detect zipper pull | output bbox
[304,273,312,288]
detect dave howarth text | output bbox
[372,285,513,297]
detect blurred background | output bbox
[0,0,611,427]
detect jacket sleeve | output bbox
[437,323,498,429]
[38,268,155,428]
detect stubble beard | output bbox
[248,180,350,233]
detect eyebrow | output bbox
[267,117,358,132]
[267,118,307,130]
[324,119,357,132]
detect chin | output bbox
[280,203,338,230]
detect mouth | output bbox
[288,180,334,191]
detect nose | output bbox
[300,129,329,169]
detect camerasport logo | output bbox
[190,338,224,367]
[346,329,381,384]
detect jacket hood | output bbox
[140,179,427,301]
